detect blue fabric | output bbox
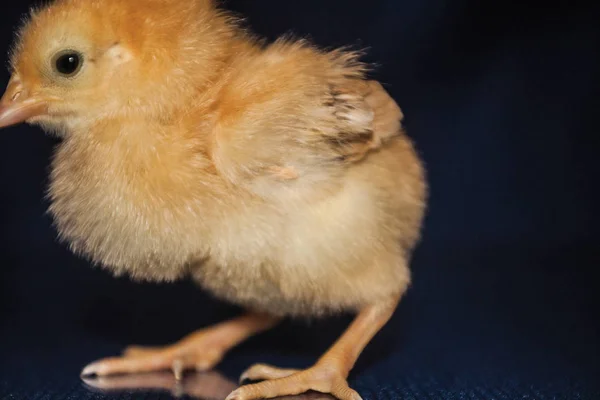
[0,0,598,399]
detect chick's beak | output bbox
[0,76,49,129]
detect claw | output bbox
[172,359,185,381]
[238,371,250,384]
[225,388,243,400]
[81,361,101,377]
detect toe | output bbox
[82,348,222,379]
[81,354,174,377]
[331,384,363,400]
[239,363,299,384]
[226,375,313,400]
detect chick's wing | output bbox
[211,41,402,198]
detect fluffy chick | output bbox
[0,1,427,399]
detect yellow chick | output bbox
[0,1,427,399]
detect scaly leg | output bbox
[228,295,400,400]
[81,312,280,379]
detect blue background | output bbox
[0,0,598,399]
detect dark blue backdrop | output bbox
[1,1,598,399]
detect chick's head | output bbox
[0,0,230,135]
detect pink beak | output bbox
[0,75,49,129]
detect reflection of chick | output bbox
[0,1,427,399]
[83,371,334,400]
[83,371,238,400]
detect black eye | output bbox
[53,51,83,77]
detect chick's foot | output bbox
[230,296,401,400]
[81,343,223,380]
[81,312,280,379]
[229,363,362,400]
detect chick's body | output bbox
[49,36,425,319]
[1,0,427,398]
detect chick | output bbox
[0,1,427,399]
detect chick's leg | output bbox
[229,296,400,400]
[81,312,280,379]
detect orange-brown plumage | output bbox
[0,1,427,399]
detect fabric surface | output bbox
[0,0,598,399]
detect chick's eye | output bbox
[53,51,83,76]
